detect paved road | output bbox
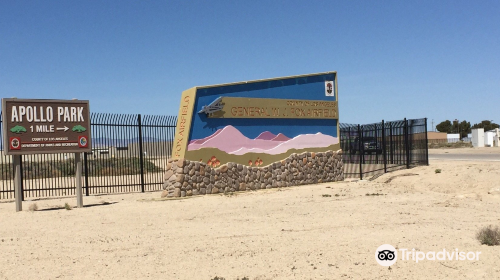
[429,153,500,162]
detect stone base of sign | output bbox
[162,150,344,197]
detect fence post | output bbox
[84,152,89,196]
[374,123,379,164]
[138,114,145,193]
[358,124,363,180]
[425,118,429,165]
[13,155,22,211]
[348,126,351,158]
[404,118,410,169]
[382,120,387,173]
[389,122,393,164]
[20,156,24,201]
[75,152,83,208]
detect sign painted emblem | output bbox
[78,136,88,148]
[10,137,21,150]
[198,96,223,115]
[325,81,334,97]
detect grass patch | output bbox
[87,157,161,176]
[322,194,332,197]
[435,169,442,174]
[223,191,235,197]
[476,225,500,246]
[211,277,249,280]
[428,141,472,149]
[366,193,386,196]
[64,203,72,210]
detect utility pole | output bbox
[432,119,434,131]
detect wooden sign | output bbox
[2,99,91,155]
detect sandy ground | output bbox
[1,149,500,279]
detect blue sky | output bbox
[1,1,499,130]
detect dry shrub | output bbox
[28,203,38,211]
[476,225,500,246]
[429,141,472,149]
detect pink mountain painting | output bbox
[271,133,290,141]
[255,131,276,140]
[187,125,338,155]
[189,128,223,144]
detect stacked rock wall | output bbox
[163,150,344,198]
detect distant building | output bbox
[427,132,447,143]
[485,130,497,147]
[472,128,499,147]
[472,129,484,147]
[447,133,460,143]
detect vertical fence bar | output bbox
[20,156,24,201]
[358,124,363,180]
[84,152,89,196]
[14,155,22,211]
[404,118,410,169]
[138,114,145,193]
[389,122,393,164]
[347,126,351,159]
[425,118,429,165]
[374,123,379,164]
[410,120,413,164]
[382,120,387,173]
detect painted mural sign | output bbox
[172,72,339,167]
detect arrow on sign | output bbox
[56,126,69,132]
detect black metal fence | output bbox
[1,114,428,200]
[0,113,177,200]
[340,118,428,180]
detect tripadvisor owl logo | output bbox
[375,244,397,266]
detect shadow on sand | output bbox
[37,201,117,211]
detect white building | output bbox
[471,128,500,147]
[447,133,460,143]
[472,129,484,147]
[485,131,495,147]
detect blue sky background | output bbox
[1,1,499,130]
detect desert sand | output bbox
[1,148,500,279]
[429,146,500,154]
